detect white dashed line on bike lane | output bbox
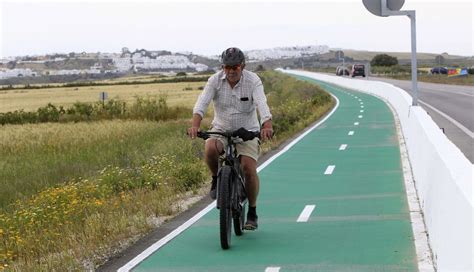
[265,267,280,272]
[348,131,354,136]
[324,165,335,175]
[297,205,317,222]
[339,144,347,150]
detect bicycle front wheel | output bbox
[234,201,246,236]
[218,166,232,249]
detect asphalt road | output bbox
[367,77,474,163]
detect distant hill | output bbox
[1,46,472,85]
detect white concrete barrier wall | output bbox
[280,69,473,271]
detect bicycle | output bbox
[197,128,260,250]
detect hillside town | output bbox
[0,45,330,80]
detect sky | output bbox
[0,0,472,58]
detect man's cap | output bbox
[221,47,245,66]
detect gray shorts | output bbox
[207,131,260,162]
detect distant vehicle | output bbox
[431,67,448,74]
[351,64,365,77]
[336,66,350,76]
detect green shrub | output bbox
[0,97,191,125]
[0,110,37,125]
[371,54,398,66]
[37,103,64,122]
[259,71,331,135]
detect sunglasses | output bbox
[223,64,241,71]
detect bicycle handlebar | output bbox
[197,129,260,141]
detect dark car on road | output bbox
[351,64,365,77]
[431,67,448,74]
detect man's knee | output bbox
[205,139,223,158]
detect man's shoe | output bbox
[244,213,258,230]
[209,176,217,200]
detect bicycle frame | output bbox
[214,134,245,211]
[196,129,259,248]
[197,130,258,209]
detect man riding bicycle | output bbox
[188,47,273,230]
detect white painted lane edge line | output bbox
[339,144,348,150]
[297,205,317,222]
[419,99,474,139]
[118,85,341,272]
[117,202,215,272]
[348,131,354,135]
[358,115,363,119]
[257,94,340,172]
[361,106,364,108]
[354,122,359,125]
[360,110,364,113]
[324,165,335,175]
[265,267,281,272]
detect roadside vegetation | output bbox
[0,96,190,125]
[0,71,334,271]
[385,73,474,85]
[307,54,473,86]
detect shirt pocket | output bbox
[237,98,254,113]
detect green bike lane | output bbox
[128,78,418,271]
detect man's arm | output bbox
[253,79,273,141]
[188,76,216,139]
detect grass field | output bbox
[0,81,206,113]
[0,120,209,271]
[0,120,198,209]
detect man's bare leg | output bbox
[204,139,223,199]
[204,139,223,176]
[241,155,259,230]
[240,155,259,206]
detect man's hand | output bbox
[187,127,199,139]
[188,114,202,139]
[260,120,273,141]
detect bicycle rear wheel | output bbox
[218,166,232,249]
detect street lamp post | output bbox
[363,0,419,106]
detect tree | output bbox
[7,61,16,69]
[370,54,398,67]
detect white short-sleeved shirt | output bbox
[193,70,272,132]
